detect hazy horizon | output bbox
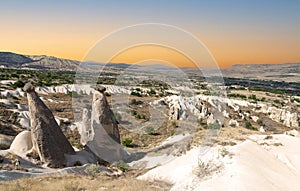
[2,50,300,69]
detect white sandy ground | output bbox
[138,134,300,191]
[128,133,191,169]
[1,132,300,190]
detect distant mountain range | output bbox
[0,52,79,70]
[222,63,300,82]
[0,51,299,82]
[0,52,136,70]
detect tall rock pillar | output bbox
[24,82,75,168]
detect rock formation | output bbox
[0,136,13,150]
[154,95,216,122]
[83,85,127,163]
[258,105,299,128]
[80,107,93,145]
[228,119,239,127]
[9,130,32,157]
[91,85,120,144]
[23,82,75,168]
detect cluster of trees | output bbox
[0,68,75,88]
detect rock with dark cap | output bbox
[23,82,75,168]
[91,85,120,143]
[95,85,106,93]
[83,85,128,162]
[23,82,35,92]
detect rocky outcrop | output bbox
[285,129,299,137]
[228,119,239,127]
[24,82,75,168]
[91,85,120,144]
[154,95,218,122]
[80,108,93,145]
[34,84,130,95]
[259,105,299,128]
[83,85,127,163]
[0,136,13,150]
[153,95,299,129]
[9,130,32,156]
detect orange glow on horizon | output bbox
[1,1,300,69]
[1,28,300,68]
[110,45,196,68]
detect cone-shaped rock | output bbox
[92,85,120,143]
[84,85,128,163]
[23,82,75,168]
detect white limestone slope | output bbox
[139,134,300,191]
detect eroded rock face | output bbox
[259,106,299,128]
[83,85,127,163]
[91,85,120,144]
[80,108,93,145]
[24,82,75,168]
[156,95,213,121]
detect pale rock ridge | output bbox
[155,95,298,128]
[34,84,130,95]
[259,105,299,128]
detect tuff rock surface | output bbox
[24,82,75,168]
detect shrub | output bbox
[140,114,146,120]
[122,138,133,147]
[131,91,142,97]
[227,93,247,99]
[68,91,78,97]
[130,99,143,105]
[64,181,85,191]
[273,99,285,106]
[291,98,300,103]
[85,164,101,178]
[130,109,137,116]
[171,120,177,127]
[273,99,280,104]
[130,98,137,105]
[248,94,257,101]
[257,119,264,126]
[148,89,156,95]
[245,121,257,131]
[196,159,221,178]
[117,160,129,172]
[11,80,25,88]
[10,73,19,78]
[219,147,230,157]
[205,123,221,129]
[145,126,155,135]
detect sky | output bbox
[1,0,300,68]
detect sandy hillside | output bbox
[139,134,300,191]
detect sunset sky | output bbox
[1,0,300,68]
